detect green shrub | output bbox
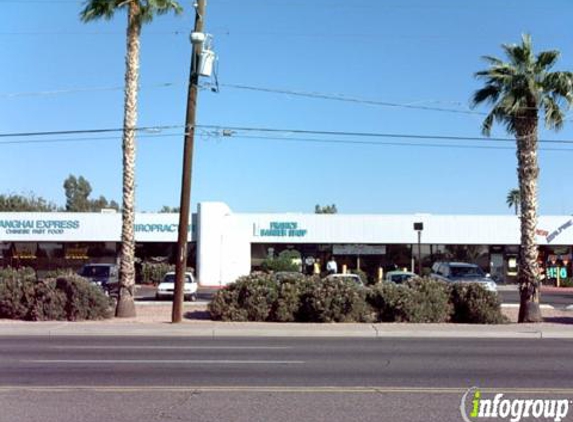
[559,278,573,288]
[404,277,452,323]
[208,285,248,321]
[367,277,452,323]
[29,280,67,321]
[43,268,78,280]
[0,275,110,321]
[54,275,113,321]
[141,262,175,285]
[271,276,316,322]
[449,283,507,324]
[299,276,371,322]
[261,250,301,273]
[209,272,278,321]
[0,278,36,319]
[0,267,36,283]
[367,282,415,322]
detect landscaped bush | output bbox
[298,276,371,322]
[271,276,316,322]
[367,278,452,323]
[404,277,453,323]
[54,275,112,320]
[28,280,67,321]
[449,283,507,324]
[0,278,36,319]
[141,262,175,285]
[0,267,36,283]
[209,272,278,321]
[208,273,507,324]
[42,268,78,280]
[0,273,112,321]
[261,250,301,273]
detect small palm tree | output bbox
[506,189,520,215]
[472,34,573,322]
[81,0,183,317]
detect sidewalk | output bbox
[0,303,571,339]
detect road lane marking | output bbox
[46,346,293,350]
[1,386,573,394]
[21,359,305,365]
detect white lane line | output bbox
[47,346,293,350]
[21,360,305,365]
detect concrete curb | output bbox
[0,320,572,339]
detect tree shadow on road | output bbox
[543,316,573,324]
[184,310,211,320]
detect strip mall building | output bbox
[1,202,572,285]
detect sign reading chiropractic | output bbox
[254,221,308,238]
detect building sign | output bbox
[540,219,573,243]
[333,244,387,255]
[135,224,178,233]
[547,266,568,279]
[254,222,307,238]
[0,219,80,236]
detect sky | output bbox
[1,0,573,216]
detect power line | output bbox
[230,134,573,152]
[0,124,184,138]
[218,83,483,116]
[2,124,573,152]
[0,82,179,98]
[0,132,184,145]
[199,124,573,145]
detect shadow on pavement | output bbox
[184,310,211,320]
[543,316,573,324]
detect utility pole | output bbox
[172,0,206,323]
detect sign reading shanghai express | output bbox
[0,219,80,235]
[256,222,307,237]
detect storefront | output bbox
[2,202,573,286]
[0,213,196,279]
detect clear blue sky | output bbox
[1,0,573,215]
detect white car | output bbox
[156,272,198,301]
[325,273,364,287]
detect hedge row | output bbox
[0,269,112,321]
[208,273,507,324]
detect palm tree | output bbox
[472,34,573,322]
[506,188,520,215]
[80,0,183,317]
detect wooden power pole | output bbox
[172,0,206,323]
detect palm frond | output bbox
[80,0,121,22]
[542,96,565,131]
[542,72,573,101]
[535,50,559,72]
[139,0,183,23]
[471,84,500,107]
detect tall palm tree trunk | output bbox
[116,2,140,318]
[516,117,542,323]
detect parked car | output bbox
[385,270,417,284]
[78,263,119,297]
[156,271,197,301]
[273,271,305,284]
[430,262,497,293]
[325,273,364,287]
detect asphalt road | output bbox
[1,336,573,422]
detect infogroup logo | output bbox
[460,387,570,422]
